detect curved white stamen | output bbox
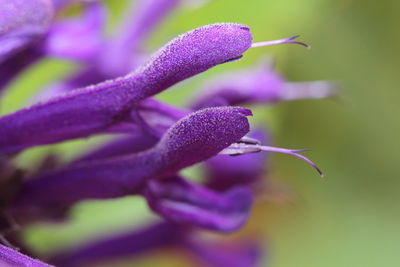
[220,143,323,177]
[251,35,311,49]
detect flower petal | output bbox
[145,176,253,232]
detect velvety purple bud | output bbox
[142,23,252,88]
[51,222,184,267]
[10,107,251,220]
[0,23,252,155]
[0,0,53,63]
[0,244,54,267]
[145,176,253,232]
[190,60,336,109]
[154,107,251,174]
[44,2,105,62]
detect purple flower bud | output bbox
[10,107,251,220]
[154,106,251,174]
[0,23,252,155]
[0,244,54,267]
[144,176,253,232]
[0,0,53,63]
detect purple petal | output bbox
[144,176,253,232]
[0,244,54,267]
[0,23,253,155]
[0,0,53,63]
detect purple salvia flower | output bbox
[10,107,251,221]
[0,0,328,261]
[0,0,53,63]
[190,59,336,109]
[0,243,54,267]
[0,23,252,155]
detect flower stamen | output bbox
[251,35,311,49]
[220,142,323,177]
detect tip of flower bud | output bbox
[156,107,251,172]
[149,23,253,80]
[251,35,311,49]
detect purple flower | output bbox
[0,1,332,265]
[144,176,253,232]
[10,107,252,224]
[0,23,252,155]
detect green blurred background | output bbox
[2,0,400,266]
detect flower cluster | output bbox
[0,0,333,266]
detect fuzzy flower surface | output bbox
[0,1,333,266]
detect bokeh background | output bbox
[2,0,399,266]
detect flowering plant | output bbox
[0,1,333,266]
